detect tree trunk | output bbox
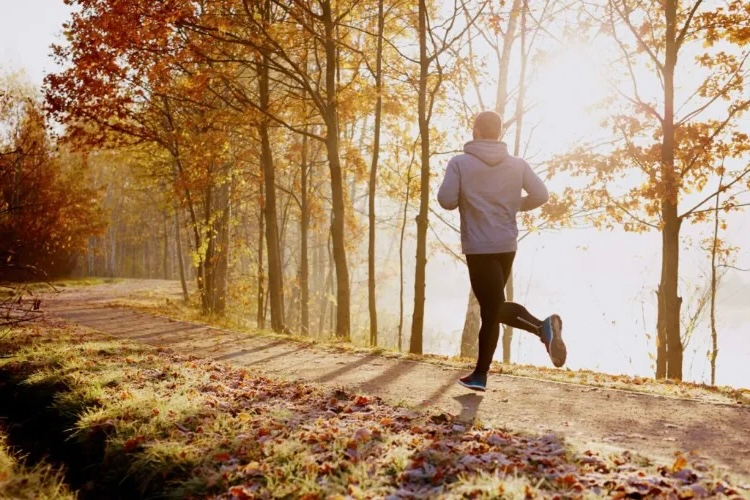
[495,0,522,120]
[162,211,170,280]
[657,0,683,381]
[109,224,116,277]
[368,0,384,347]
[410,0,430,355]
[398,165,411,352]
[175,209,189,302]
[503,2,528,363]
[300,132,310,335]
[709,175,722,385]
[207,178,231,315]
[201,174,230,316]
[257,195,266,330]
[258,49,285,333]
[322,0,350,340]
[460,291,480,358]
[502,272,514,363]
[163,96,205,310]
[143,239,149,278]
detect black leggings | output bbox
[466,252,543,375]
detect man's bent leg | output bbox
[498,302,543,337]
[495,251,567,367]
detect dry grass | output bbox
[0,434,74,500]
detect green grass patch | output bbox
[0,324,746,499]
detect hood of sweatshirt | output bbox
[463,140,510,166]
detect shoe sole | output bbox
[458,379,486,392]
[549,314,566,368]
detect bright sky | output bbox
[2,1,748,388]
[0,0,73,85]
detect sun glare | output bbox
[531,44,609,142]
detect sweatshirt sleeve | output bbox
[437,159,460,210]
[519,161,549,212]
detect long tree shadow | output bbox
[419,375,459,409]
[314,353,383,383]
[124,323,206,341]
[210,340,288,361]
[356,360,421,393]
[234,344,312,367]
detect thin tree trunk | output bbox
[398,165,412,352]
[175,209,189,302]
[163,95,205,311]
[410,0,430,355]
[300,132,310,335]
[258,40,285,333]
[203,182,215,313]
[657,0,683,381]
[322,0,350,340]
[368,0,384,347]
[709,175,722,385]
[162,211,170,280]
[143,239,149,278]
[109,224,116,277]
[461,292,480,358]
[209,176,231,315]
[257,195,266,330]
[319,231,332,337]
[495,0,522,120]
[503,0,528,364]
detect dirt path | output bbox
[43,280,750,478]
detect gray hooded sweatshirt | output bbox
[437,140,549,254]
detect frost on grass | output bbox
[0,434,74,500]
[0,324,747,499]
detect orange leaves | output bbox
[123,435,146,452]
[1,84,105,279]
[671,453,688,473]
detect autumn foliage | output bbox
[0,78,104,280]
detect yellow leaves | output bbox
[671,453,688,473]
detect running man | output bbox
[437,110,566,392]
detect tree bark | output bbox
[258,47,286,333]
[461,291,480,358]
[398,161,411,352]
[300,132,310,335]
[322,0,351,340]
[257,194,266,330]
[367,0,384,347]
[209,177,231,314]
[503,1,528,363]
[174,209,189,302]
[502,272,514,363]
[162,211,170,280]
[709,175,722,385]
[495,0,522,120]
[657,0,683,380]
[410,0,430,355]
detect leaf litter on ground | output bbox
[0,321,747,499]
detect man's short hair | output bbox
[473,111,503,140]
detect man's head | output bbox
[472,111,503,140]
